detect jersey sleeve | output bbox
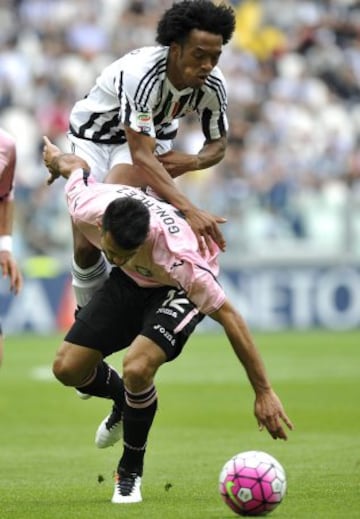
[198,69,229,141]
[154,120,179,155]
[65,169,113,225]
[170,257,226,314]
[117,67,178,148]
[0,129,16,200]
[152,231,225,315]
[116,68,157,138]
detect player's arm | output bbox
[196,136,227,168]
[0,196,22,294]
[0,138,22,294]
[210,299,294,441]
[124,125,226,253]
[159,76,228,178]
[157,136,227,178]
[43,136,90,183]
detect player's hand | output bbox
[254,388,294,441]
[0,251,23,294]
[184,206,226,254]
[42,136,63,184]
[42,136,90,183]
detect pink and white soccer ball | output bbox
[219,450,287,516]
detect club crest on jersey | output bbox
[135,265,153,277]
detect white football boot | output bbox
[95,404,123,448]
[112,468,142,504]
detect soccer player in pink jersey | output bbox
[0,128,23,365]
[43,137,293,505]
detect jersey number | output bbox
[162,289,190,314]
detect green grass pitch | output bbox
[0,330,359,518]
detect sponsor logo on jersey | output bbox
[137,113,152,134]
[137,113,151,122]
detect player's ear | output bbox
[96,218,102,231]
[169,41,181,58]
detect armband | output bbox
[0,235,12,252]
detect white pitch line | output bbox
[30,366,55,381]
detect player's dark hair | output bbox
[156,0,236,46]
[102,197,150,250]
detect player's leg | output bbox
[111,335,166,504]
[105,163,146,187]
[53,275,135,452]
[71,221,111,309]
[44,136,113,311]
[110,285,205,504]
[68,138,144,308]
[52,340,102,387]
[66,138,111,309]
[60,269,142,454]
[104,139,148,187]
[52,340,124,407]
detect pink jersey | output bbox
[0,128,16,200]
[65,169,226,314]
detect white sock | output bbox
[71,253,111,307]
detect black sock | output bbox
[76,361,124,408]
[119,384,158,476]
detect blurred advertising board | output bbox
[0,265,359,333]
[221,265,360,330]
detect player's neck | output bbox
[166,55,186,91]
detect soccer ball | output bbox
[219,450,287,516]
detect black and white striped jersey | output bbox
[69,46,228,145]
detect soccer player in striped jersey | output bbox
[0,128,23,365]
[66,0,236,312]
[43,137,293,504]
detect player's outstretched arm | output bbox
[42,136,90,183]
[210,299,294,441]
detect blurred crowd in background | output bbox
[1,0,360,272]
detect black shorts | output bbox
[65,267,204,361]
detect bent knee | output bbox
[53,355,91,387]
[53,341,100,387]
[122,357,154,392]
[122,338,166,392]
[52,357,78,386]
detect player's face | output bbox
[168,29,223,90]
[100,230,139,267]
